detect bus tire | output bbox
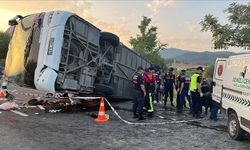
[100,32,120,47]
[228,112,245,140]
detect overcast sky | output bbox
[0,0,248,52]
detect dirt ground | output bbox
[0,84,249,150]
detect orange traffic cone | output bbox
[0,89,4,97]
[95,97,108,123]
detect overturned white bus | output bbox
[5,11,151,99]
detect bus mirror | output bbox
[211,81,216,86]
[8,15,23,26]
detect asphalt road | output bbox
[0,84,249,150]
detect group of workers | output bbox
[132,65,218,121]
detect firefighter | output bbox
[132,66,147,120]
[144,67,156,117]
[190,66,203,118]
[178,69,192,113]
[164,68,175,107]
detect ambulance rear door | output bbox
[212,58,227,105]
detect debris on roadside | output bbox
[27,97,44,106]
[37,105,45,110]
[86,112,98,118]
[5,93,15,101]
[0,101,18,110]
[48,109,62,113]
[21,106,37,108]
[8,95,97,115]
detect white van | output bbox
[213,55,250,140]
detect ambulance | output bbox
[213,55,250,140]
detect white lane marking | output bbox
[10,110,29,117]
[156,115,165,119]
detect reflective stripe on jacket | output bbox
[189,73,200,92]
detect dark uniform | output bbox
[0,66,2,76]
[201,78,210,115]
[164,72,175,106]
[144,71,156,116]
[0,66,2,84]
[210,81,218,121]
[132,72,145,118]
[154,72,161,103]
[179,76,192,112]
[176,74,181,108]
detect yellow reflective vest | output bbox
[189,73,200,92]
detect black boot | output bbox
[147,112,154,118]
[133,114,138,118]
[138,113,145,121]
[133,112,138,118]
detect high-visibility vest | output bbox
[189,73,200,92]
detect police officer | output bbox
[176,72,181,108]
[190,66,203,118]
[153,69,162,104]
[164,68,175,107]
[144,67,156,117]
[178,69,192,113]
[132,66,146,120]
[210,81,218,121]
[201,78,210,115]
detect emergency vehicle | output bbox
[212,55,250,140]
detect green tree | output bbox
[205,64,215,80]
[130,16,167,67]
[0,31,10,59]
[200,2,250,49]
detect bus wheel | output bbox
[228,112,245,140]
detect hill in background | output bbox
[160,48,246,65]
[159,48,188,58]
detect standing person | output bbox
[0,65,2,76]
[144,67,156,117]
[178,70,192,113]
[2,74,9,96]
[189,66,204,118]
[175,72,181,108]
[154,69,162,104]
[0,65,2,83]
[164,68,175,107]
[201,78,210,115]
[210,81,218,121]
[132,67,147,121]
